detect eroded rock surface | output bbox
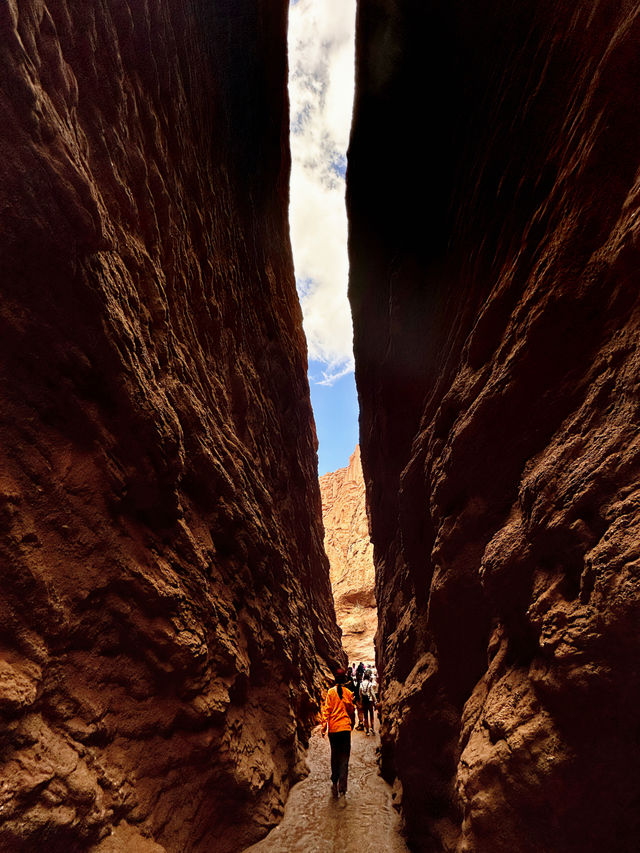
[348,2,640,851]
[319,447,376,663]
[0,2,342,851]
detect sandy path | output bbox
[243,727,409,853]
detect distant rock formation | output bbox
[319,447,376,664]
[348,1,640,851]
[0,2,342,851]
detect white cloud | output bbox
[288,0,356,383]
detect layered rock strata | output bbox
[0,2,342,851]
[319,447,376,663]
[348,2,640,851]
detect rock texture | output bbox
[0,2,342,851]
[348,2,640,851]
[319,447,376,663]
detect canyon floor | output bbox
[243,729,408,853]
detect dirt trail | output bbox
[244,728,409,853]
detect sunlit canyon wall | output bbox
[348,2,640,851]
[319,446,377,664]
[0,1,343,851]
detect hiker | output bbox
[360,668,377,735]
[353,662,366,729]
[344,667,357,696]
[320,668,355,797]
[353,675,365,730]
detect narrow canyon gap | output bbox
[348,2,640,852]
[0,2,344,851]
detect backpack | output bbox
[361,680,372,701]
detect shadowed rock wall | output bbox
[348,2,640,851]
[0,2,342,851]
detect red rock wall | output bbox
[348,2,640,851]
[0,2,343,851]
[319,447,376,663]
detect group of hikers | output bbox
[320,662,379,798]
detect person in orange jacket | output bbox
[320,668,355,797]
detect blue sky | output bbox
[308,360,359,475]
[288,0,357,476]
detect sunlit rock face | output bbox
[0,1,343,851]
[319,447,376,664]
[348,2,640,851]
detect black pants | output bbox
[328,731,351,789]
[362,697,374,730]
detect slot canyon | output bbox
[0,2,638,853]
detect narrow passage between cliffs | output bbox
[243,728,408,853]
[278,6,395,848]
